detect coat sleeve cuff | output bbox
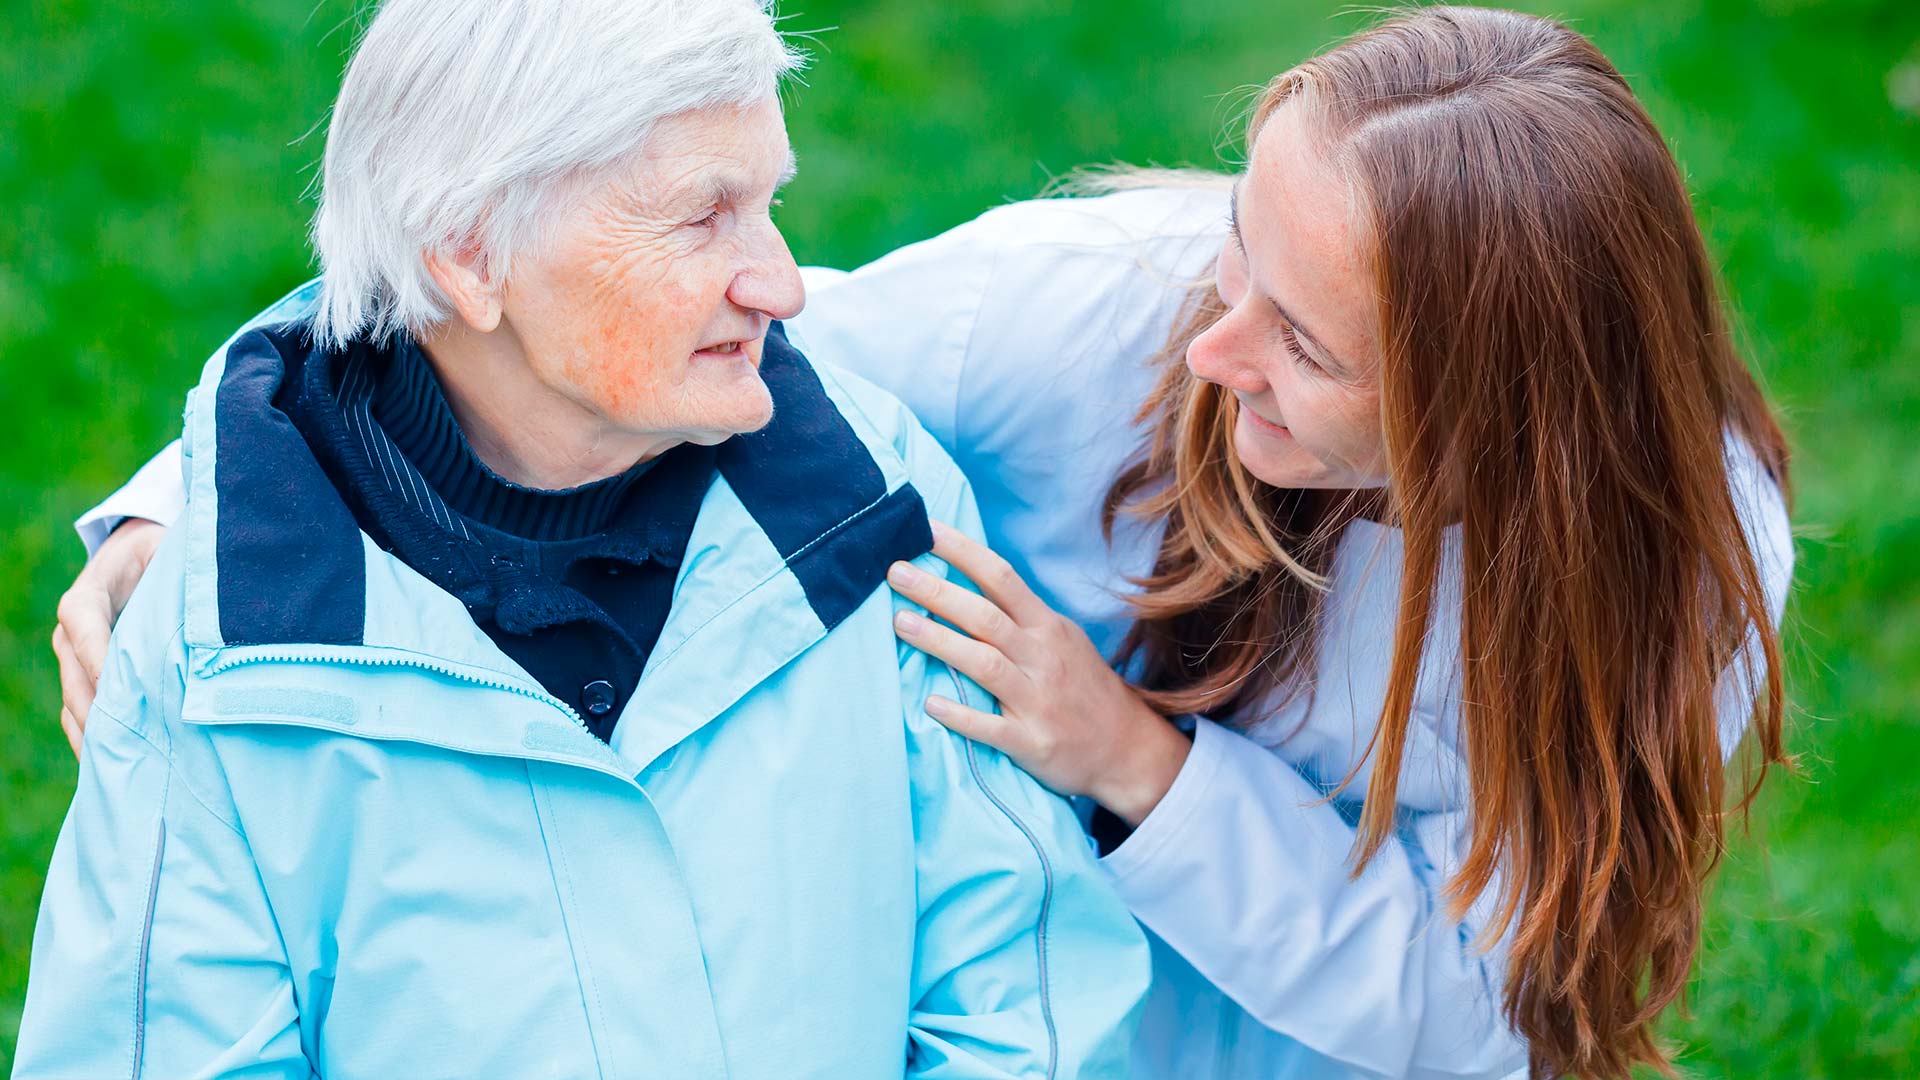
[75,439,186,557]
[1098,714,1231,886]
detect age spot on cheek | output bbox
[592,328,664,416]
[573,273,709,416]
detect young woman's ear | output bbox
[423,241,503,333]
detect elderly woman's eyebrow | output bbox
[691,149,799,210]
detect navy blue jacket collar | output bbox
[205,321,932,649]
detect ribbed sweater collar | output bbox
[371,337,650,542]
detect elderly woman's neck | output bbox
[415,323,679,491]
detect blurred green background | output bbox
[2,0,1915,1074]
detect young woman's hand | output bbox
[888,521,1192,827]
[51,518,166,756]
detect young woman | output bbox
[56,6,1793,1078]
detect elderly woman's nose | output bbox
[730,226,806,320]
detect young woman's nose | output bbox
[1185,307,1270,396]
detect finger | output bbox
[56,586,112,687]
[886,561,1021,653]
[52,624,98,728]
[102,520,166,618]
[893,609,1025,703]
[60,707,82,758]
[923,694,1022,752]
[928,521,1054,626]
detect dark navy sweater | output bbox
[278,333,714,743]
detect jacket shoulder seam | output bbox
[811,363,970,514]
[93,669,249,841]
[808,362,913,478]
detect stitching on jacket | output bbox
[953,676,1059,1080]
[131,781,168,1078]
[95,703,249,840]
[646,485,894,674]
[529,766,612,1080]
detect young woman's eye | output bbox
[1278,321,1320,373]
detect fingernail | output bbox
[925,695,953,717]
[928,520,948,539]
[894,609,925,636]
[887,561,925,589]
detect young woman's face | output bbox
[1186,101,1389,490]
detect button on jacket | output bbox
[18,285,1151,1079]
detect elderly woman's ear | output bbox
[425,244,504,333]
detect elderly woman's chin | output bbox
[610,352,776,446]
[686,376,776,444]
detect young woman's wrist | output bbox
[1091,703,1194,828]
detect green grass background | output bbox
[2,0,1914,1074]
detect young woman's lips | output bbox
[1241,404,1290,437]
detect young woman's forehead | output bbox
[1243,105,1376,368]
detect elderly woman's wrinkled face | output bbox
[499,96,803,446]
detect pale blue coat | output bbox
[17,286,1150,1079]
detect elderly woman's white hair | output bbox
[310,0,805,348]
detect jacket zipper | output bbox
[205,645,584,725]
[195,647,649,788]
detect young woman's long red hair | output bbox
[1106,8,1791,1076]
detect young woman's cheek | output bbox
[1283,382,1351,470]
[1321,386,1388,484]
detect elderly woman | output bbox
[12,1,1149,1076]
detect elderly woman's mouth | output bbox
[693,340,748,358]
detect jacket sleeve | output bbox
[1099,443,1798,1080]
[14,602,311,1077]
[1100,717,1529,1080]
[898,464,1150,1079]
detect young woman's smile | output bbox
[1236,397,1292,438]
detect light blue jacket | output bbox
[16,288,1149,1079]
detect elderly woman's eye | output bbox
[692,209,722,228]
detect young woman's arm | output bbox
[893,435,1796,1079]
[890,525,1531,1080]
[1098,716,1528,1079]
